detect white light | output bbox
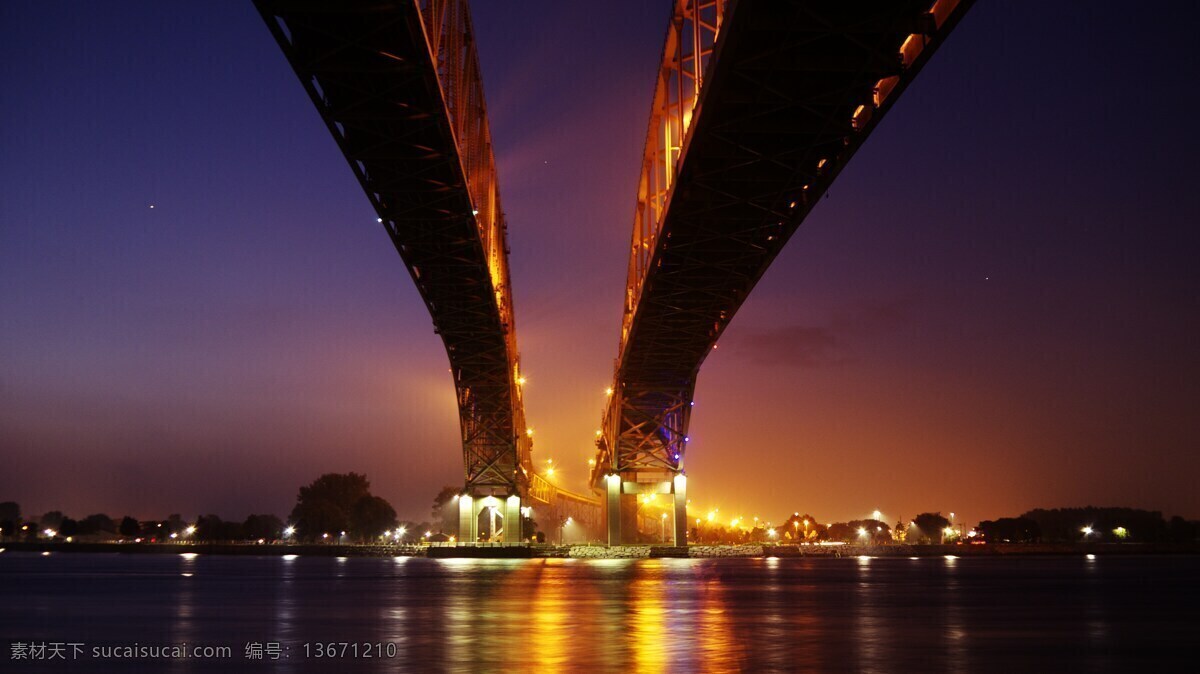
[376,217,383,223]
[185,526,196,535]
[180,553,198,560]
[1086,554,1096,560]
[284,526,295,537]
[472,209,479,215]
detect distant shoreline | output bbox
[3,541,1198,559]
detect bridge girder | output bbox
[256,0,531,501]
[595,0,975,544]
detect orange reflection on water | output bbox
[529,560,572,673]
[631,560,668,674]
[697,570,739,672]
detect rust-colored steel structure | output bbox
[254,0,533,541]
[593,0,975,544]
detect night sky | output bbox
[2,2,1198,526]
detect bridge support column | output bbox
[605,474,621,546]
[672,474,687,546]
[458,494,476,544]
[503,495,522,544]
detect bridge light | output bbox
[526,428,534,437]
[588,458,596,466]
[605,387,614,396]
[872,510,883,521]
[517,376,527,386]
[546,467,555,476]
[595,429,602,436]
[684,436,690,443]
[471,209,479,215]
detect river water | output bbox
[1,551,1195,671]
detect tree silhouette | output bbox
[289,472,399,542]
[914,512,952,543]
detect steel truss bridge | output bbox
[255,0,973,545]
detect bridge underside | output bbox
[257,0,531,540]
[597,0,974,544]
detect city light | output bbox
[284,526,295,537]
[1081,526,1094,537]
[185,526,196,536]
[857,527,868,538]
[43,529,56,538]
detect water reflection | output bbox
[1,554,1194,671]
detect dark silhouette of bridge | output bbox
[255,0,973,545]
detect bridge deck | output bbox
[256,0,528,492]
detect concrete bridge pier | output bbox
[458,493,524,544]
[605,472,687,545]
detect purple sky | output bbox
[2,2,1198,526]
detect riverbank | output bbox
[4,540,1197,559]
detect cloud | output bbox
[738,326,844,368]
[730,297,916,369]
